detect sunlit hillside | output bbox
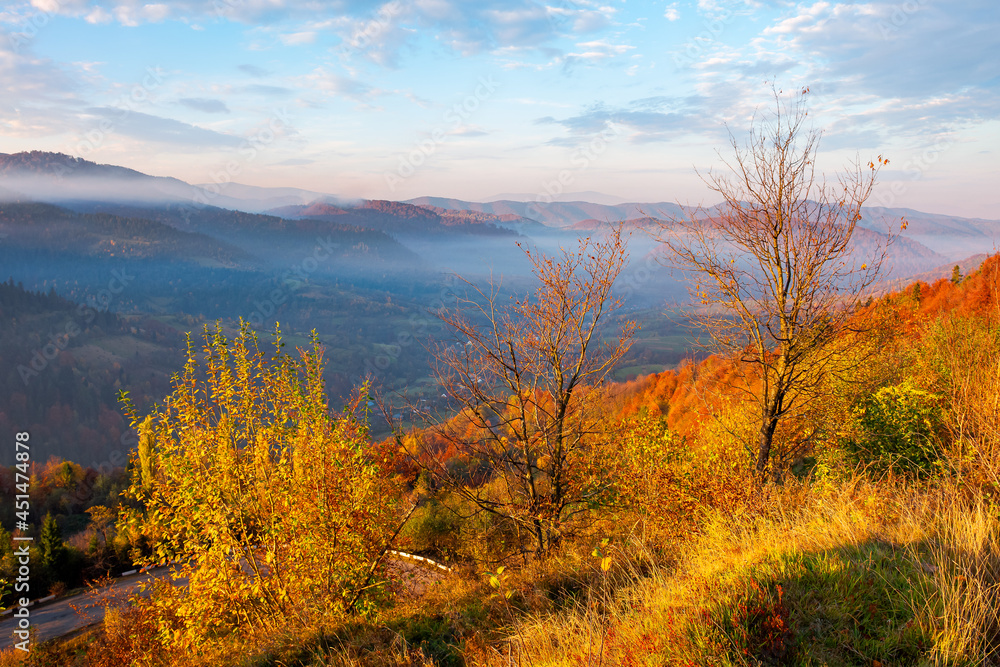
[4,238,998,664]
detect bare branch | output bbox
[652,85,896,483]
[404,227,635,557]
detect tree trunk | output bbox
[532,516,546,557]
[756,415,779,483]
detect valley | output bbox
[1,151,995,468]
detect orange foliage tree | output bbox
[120,323,399,648]
[919,256,1000,487]
[408,229,635,557]
[655,87,896,482]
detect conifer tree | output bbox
[40,513,67,573]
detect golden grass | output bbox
[469,474,1000,666]
[0,649,25,666]
[8,473,997,666]
[913,496,1000,665]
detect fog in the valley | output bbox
[2,153,998,464]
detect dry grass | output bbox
[913,495,1000,665]
[469,474,1000,666]
[0,649,25,666]
[7,480,997,667]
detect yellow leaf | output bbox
[496,565,505,575]
[601,556,613,572]
[489,576,500,589]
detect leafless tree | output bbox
[402,229,635,557]
[654,87,897,482]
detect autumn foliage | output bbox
[655,87,894,481]
[120,323,399,650]
[15,236,999,665]
[407,229,635,557]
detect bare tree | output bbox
[403,229,634,557]
[655,87,896,482]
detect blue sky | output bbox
[1,0,998,217]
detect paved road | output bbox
[0,567,176,649]
[0,553,448,650]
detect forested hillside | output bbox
[2,152,999,667]
[8,243,999,665]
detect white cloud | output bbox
[677,0,1000,155]
[30,0,63,12]
[16,0,614,64]
[280,31,316,46]
[85,6,112,23]
[179,97,230,113]
[301,69,383,105]
[0,31,82,137]
[143,3,171,22]
[567,40,635,60]
[85,108,244,146]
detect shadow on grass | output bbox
[689,536,1000,666]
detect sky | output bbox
[0,0,998,217]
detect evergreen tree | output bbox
[0,523,13,587]
[0,524,11,562]
[39,513,67,574]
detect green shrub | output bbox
[850,380,943,475]
[401,501,460,557]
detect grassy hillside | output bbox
[5,255,1000,666]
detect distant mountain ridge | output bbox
[404,196,687,227]
[0,151,156,180]
[268,199,524,237]
[481,190,629,205]
[0,201,253,267]
[0,151,996,276]
[411,195,999,264]
[0,151,242,209]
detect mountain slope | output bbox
[269,199,520,237]
[0,151,263,212]
[66,201,423,274]
[861,206,1000,259]
[0,202,253,267]
[405,196,687,227]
